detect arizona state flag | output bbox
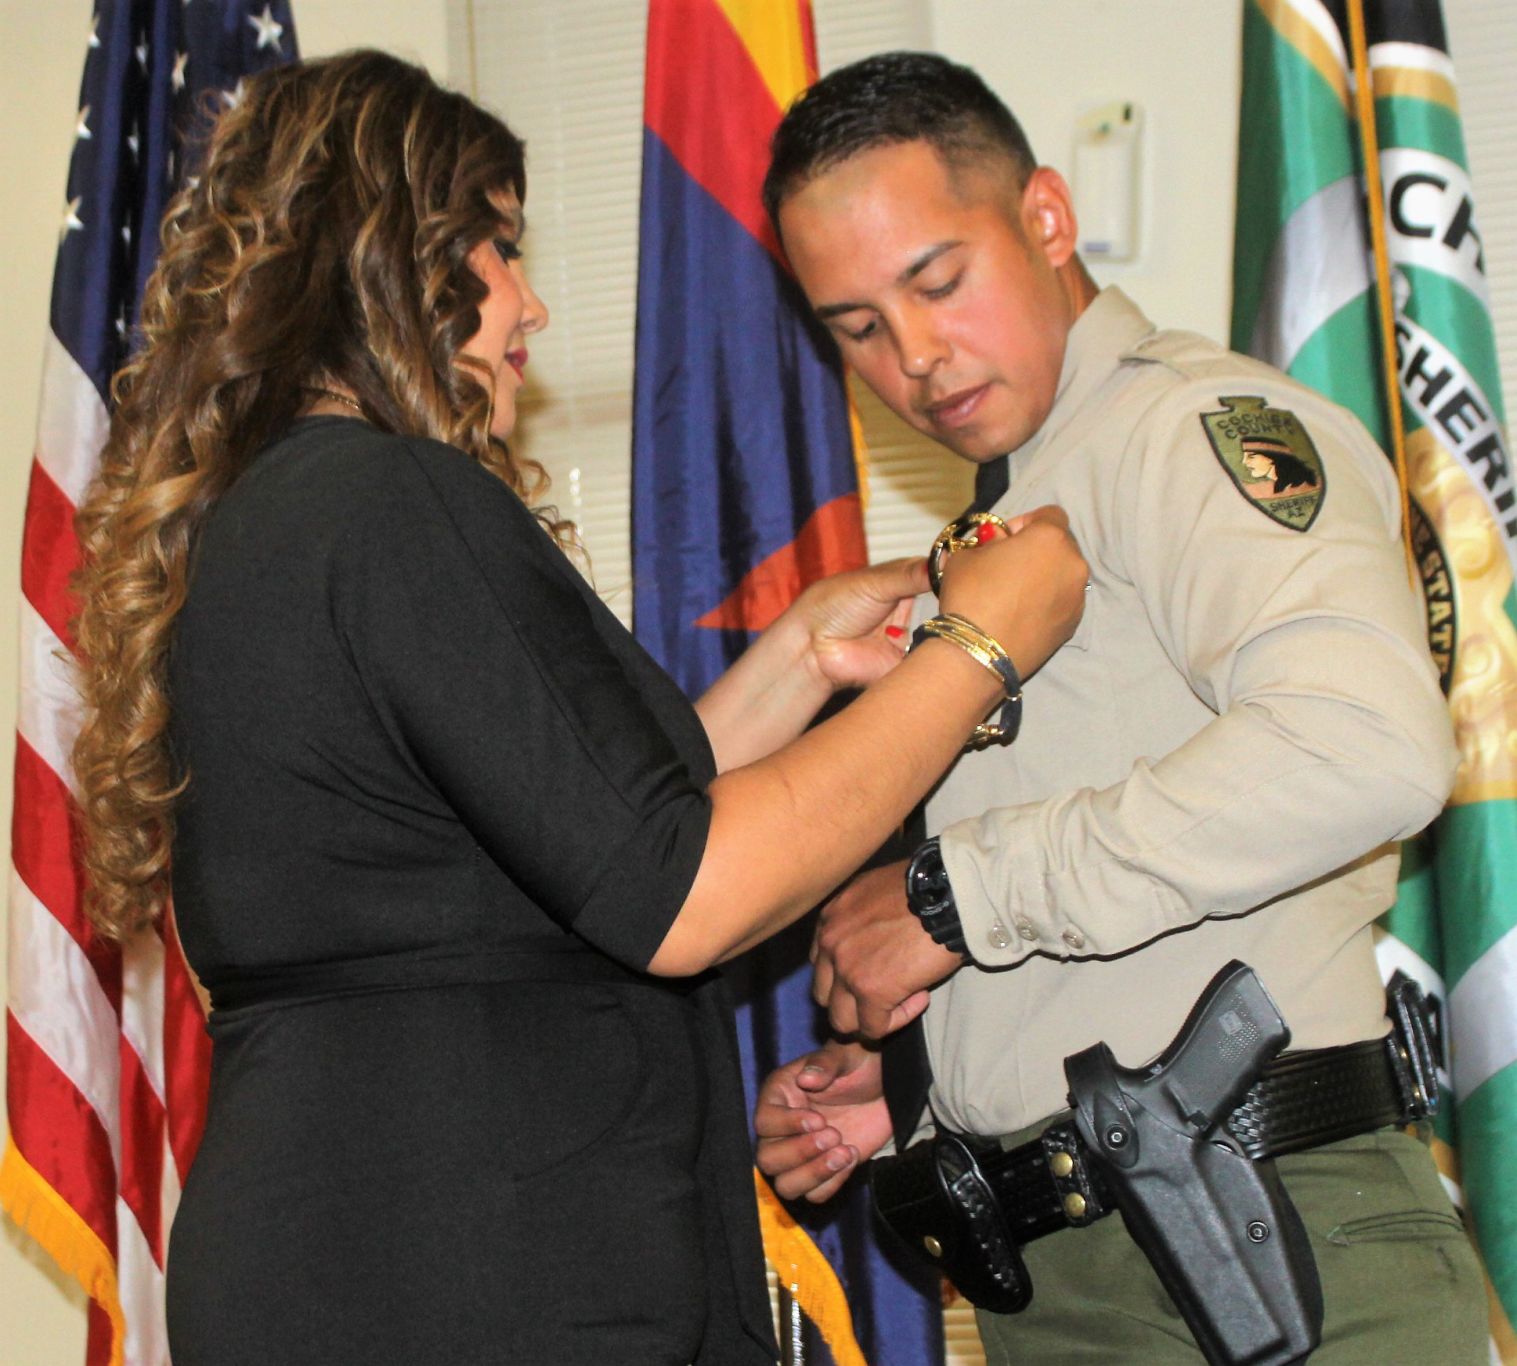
[1232,1,1517,1355]
[631,3,944,1363]
[632,0,866,697]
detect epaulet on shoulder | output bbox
[1119,327,1246,382]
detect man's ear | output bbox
[1020,167,1079,269]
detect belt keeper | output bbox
[1040,1125,1105,1226]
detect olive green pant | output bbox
[975,1125,1486,1363]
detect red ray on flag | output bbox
[694,492,868,632]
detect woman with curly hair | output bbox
[71,49,1086,1364]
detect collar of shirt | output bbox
[1006,286,1156,470]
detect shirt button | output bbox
[1016,917,1037,941]
[987,921,1013,950]
[1062,928,1086,950]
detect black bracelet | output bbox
[904,838,968,957]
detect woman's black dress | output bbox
[164,417,777,1365]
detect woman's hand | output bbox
[789,556,928,692]
[662,511,1083,978]
[696,557,927,772]
[936,505,1086,681]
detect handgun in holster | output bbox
[870,961,1327,1365]
[1064,961,1323,1364]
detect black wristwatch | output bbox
[904,838,968,957]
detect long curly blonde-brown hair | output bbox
[73,50,570,939]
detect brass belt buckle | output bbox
[928,512,1011,595]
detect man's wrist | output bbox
[904,838,970,959]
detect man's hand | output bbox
[811,861,964,1038]
[754,1039,891,1203]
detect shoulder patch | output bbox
[1200,396,1326,532]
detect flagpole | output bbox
[1345,0,1417,587]
[777,1283,806,1366]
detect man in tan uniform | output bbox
[753,52,1487,1361]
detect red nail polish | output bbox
[885,625,905,640]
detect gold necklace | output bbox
[308,387,364,413]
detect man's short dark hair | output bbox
[762,51,1037,232]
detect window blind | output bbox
[451,0,961,629]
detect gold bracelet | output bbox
[912,613,1023,747]
[917,616,1004,680]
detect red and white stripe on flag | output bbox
[4,332,211,1366]
[3,5,297,1360]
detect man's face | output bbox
[778,139,1077,463]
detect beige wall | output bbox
[934,1,1241,340]
[0,6,451,1361]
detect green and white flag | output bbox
[1232,0,1517,1354]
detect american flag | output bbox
[2,5,296,1363]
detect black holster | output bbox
[870,962,1331,1364]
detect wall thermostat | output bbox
[1073,102,1143,262]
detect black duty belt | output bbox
[983,1027,1430,1243]
[879,964,1440,1247]
[870,967,1441,1363]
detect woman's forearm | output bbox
[694,557,927,772]
[694,609,833,772]
[649,637,1000,975]
[650,510,1088,978]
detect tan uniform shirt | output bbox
[922,288,1456,1138]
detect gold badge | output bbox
[1201,396,1326,532]
[927,512,1010,594]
